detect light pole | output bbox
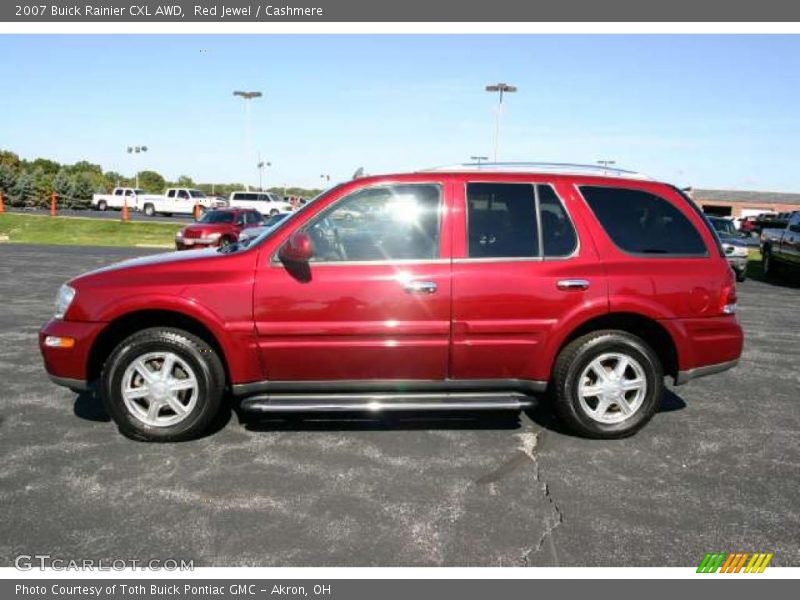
[257,156,271,191]
[597,159,616,174]
[485,83,517,162]
[320,174,330,187]
[233,90,262,191]
[126,145,148,189]
[470,155,488,165]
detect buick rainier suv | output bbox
[40,164,743,441]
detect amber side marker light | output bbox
[44,336,75,349]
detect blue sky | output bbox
[1,34,799,191]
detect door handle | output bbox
[557,279,590,291]
[403,281,438,294]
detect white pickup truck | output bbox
[91,187,146,211]
[139,188,227,217]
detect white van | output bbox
[228,191,291,216]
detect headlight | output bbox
[175,232,184,240]
[55,284,76,319]
[207,232,222,240]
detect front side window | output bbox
[580,186,707,256]
[302,184,441,262]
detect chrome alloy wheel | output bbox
[577,352,647,424]
[120,352,199,427]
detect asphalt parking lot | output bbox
[0,244,798,567]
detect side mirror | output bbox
[279,232,314,263]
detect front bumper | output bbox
[176,237,219,250]
[39,318,105,388]
[726,255,748,274]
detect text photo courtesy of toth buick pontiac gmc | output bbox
[39,163,743,442]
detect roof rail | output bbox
[420,162,653,180]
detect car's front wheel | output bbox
[101,328,225,442]
[142,203,155,217]
[552,331,663,439]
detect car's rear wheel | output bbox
[552,330,663,439]
[101,328,225,442]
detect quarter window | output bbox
[581,186,707,256]
[303,184,441,262]
[539,185,577,257]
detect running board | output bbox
[239,392,533,413]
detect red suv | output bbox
[175,207,265,250]
[40,164,743,442]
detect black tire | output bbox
[219,235,233,248]
[736,269,747,283]
[97,200,107,211]
[143,203,155,217]
[552,330,663,439]
[762,247,780,279]
[101,327,225,442]
[269,208,279,216]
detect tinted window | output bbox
[467,183,539,258]
[539,185,577,257]
[167,190,175,198]
[246,211,264,225]
[303,184,441,262]
[581,186,707,256]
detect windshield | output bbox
[189,190,207,198]
[199,211,235,224]
[709,217,736,237]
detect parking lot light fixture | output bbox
[485,83,517,162]
[470,156,489,165]
[233,90,263,191]
[126,145,148,189]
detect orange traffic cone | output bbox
[0,191,5,214]
[50,192,57,216]
[194,202,201,221]
[122,196,130,222]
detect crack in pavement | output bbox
[516,430,564,567]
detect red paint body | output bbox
[40,171,743,390]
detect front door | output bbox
[253,182,452,382]
[450,180,607,384]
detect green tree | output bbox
[0,149,21,169]
[12,171,35,206]
[53,169,71,197]
[68,172,96,204]
[175,175,195,187]
[137,170,166,194]
[0,163,15,194]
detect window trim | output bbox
[270,182,445,266]
[576,183,710,259]
[460,181,579,263]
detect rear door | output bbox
[253,180,453,382]
[450,179,608,384]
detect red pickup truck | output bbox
[40,164,743,442]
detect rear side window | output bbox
[467,183,539,258]
[466,183,577,259]
[580,186,707,256]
